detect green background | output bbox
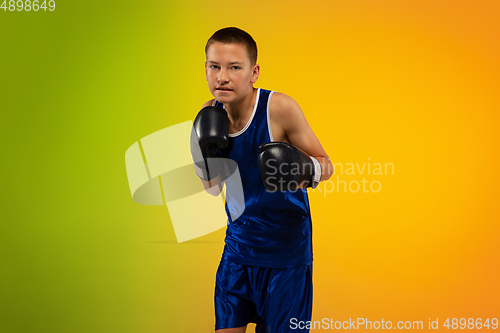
[1,1,217,331]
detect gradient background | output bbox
[1,0,499,332]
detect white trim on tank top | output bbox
[266,91,275,142]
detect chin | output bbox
[214,92,236,104]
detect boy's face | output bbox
[205,42,259,104]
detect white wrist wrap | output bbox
[310,156,322,189]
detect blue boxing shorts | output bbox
[214,259,313,332]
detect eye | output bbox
[210,65,220,70]
[231,66,240,70]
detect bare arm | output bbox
[269,93,333,181]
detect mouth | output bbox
[216,87,232,92]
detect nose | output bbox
[217,68,229,83]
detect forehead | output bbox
[206,42,251,64]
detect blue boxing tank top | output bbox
[214,88,313,268]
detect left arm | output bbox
[269,93,334,182]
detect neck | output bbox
[224,88,258,122]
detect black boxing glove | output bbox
[190,106,229,181]
[258,142,322,192]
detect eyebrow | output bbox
[207,61,243,65]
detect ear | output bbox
[250,64,260,84]
[205,62,208,81]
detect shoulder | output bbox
[202,99,215,108]
[268,92,310,135]
[269,92,303,119]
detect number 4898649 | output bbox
[1,0,55,11]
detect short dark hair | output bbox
[205,27,258,65]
